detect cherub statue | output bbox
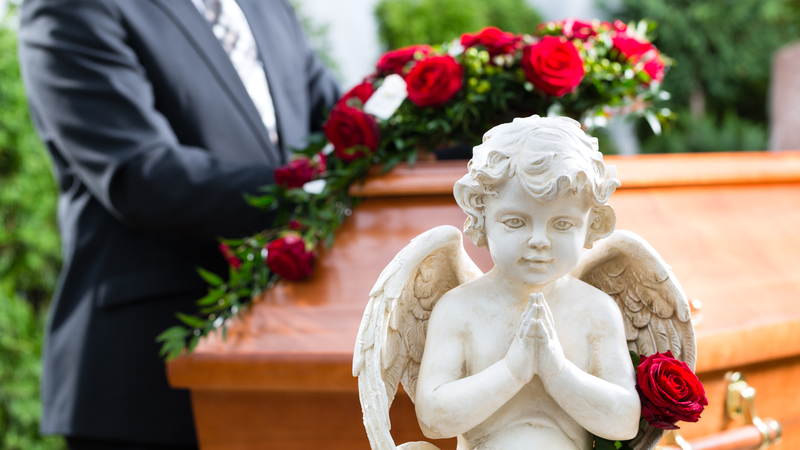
[353,115,696,450]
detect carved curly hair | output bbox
[454,115,621,248]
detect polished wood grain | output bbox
[350,151,800,197]
[169,184,800,389]
[190,389,453,450]
[166,152,800,450]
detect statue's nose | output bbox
[527,228,551,249]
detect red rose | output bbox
[562,19,596,40]
[338,81,374,109]
[637,351,708,430]
[460,27,522,56]
[274,157,318,188]
[602,20,628,33]
[314,151,327,173]
[218,243,241,270]
[612,34,664,84]
[640,51,666,84]
[376,45,432,75]
[288,219,302,230]
[323,106,379,162]
[521,36,585,97]
[405,55,463,108]
[265,234,314,281]
[612,34,652,62]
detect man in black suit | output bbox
[17,0,339,448]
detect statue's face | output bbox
[483,177,592,287]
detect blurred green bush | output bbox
[638,112,768,154]
[375,0,542,50]
[0,13,65,450]
[607,0,800,152]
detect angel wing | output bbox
[571,230,696,450]
[353,225,483,450]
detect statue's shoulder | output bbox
[565,275,621,323]
[429,273,492,324]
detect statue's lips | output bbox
[520,256,552,267]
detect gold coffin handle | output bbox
[725,372,782,449]
[658,372,782,450]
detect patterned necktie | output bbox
[193,0,279,144]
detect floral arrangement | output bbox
[594,351,708,450]
[157,19,672,359]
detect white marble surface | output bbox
[354,116,695,450]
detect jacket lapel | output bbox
[148,0,281,165]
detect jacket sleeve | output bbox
[18,0,282,239]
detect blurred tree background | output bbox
[605,0,800,152]
[0,5,65,450]
[374,0,800,154]
[375,0,542,50]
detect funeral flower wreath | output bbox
[157,19,673,359]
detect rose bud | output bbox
[274,157,319,189]
[264,234,314,281]
[323,105,379,162]
[612,34,653,63]
[405,55,463,108]
[521,36,585,97]
[314,151,327,174]
[376,45,432,75]
[562,18,596,40]
[460,27,522,57]
[218,243,241,270]
[338,80,374,109]
[641,51,666,84]
[636,351,708,430]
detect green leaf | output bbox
[155,325,188,343]
[176,312,205,329]
[630,350,641,368]
[245,193,277,209]
[593,437,618,450]
[197,289,226,306]
[187,334,201,353]
[645,111,662,136]
[197,267,223,287]
[594,437,629,450]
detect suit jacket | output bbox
[18,0,339,444]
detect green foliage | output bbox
[375,0,543,50]
[0,290,63,450]
[594,436,627,450]
[159,133,359,359]
[606,0,800,153]
[0,14,65,450]
[607,0,800,123]
[639,110,768,154]
[287,0,340,80]
[164,21,674,357]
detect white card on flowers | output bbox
[364,74,408,120]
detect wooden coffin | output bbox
[167,151,800,450]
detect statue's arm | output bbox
[538,297,640,440]
[414,296,528,438]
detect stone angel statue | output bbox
[353,116,696,450]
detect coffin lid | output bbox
[168,151,800,392]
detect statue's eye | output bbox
[553,220,573,230]
[503,218,525,229]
